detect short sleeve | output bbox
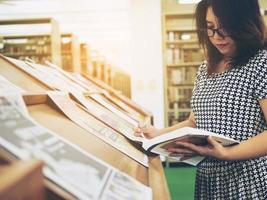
[253,53,267,100]
[192,61,207,93]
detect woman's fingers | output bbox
[167,147,195,154]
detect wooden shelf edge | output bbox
[148,156,171,200]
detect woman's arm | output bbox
[168,99,267,161]
[135,112,196,138]
[161,112,197,134]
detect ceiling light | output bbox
[178,0,201,4]
[181,34,191,40]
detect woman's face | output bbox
[206,7,236,57]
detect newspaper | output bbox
[47,91,148,167]
[90,93,139,126]
[0,95,152,200]
[70,90,142,142]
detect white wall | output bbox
[130,0,164,128]
[0,0,132,72]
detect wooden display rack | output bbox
[0,54,170,200]
[0,93,170,200]
[0,52,153,123]
[0,159,45,200]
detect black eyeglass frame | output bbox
[205,27,229,38]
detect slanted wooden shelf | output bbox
[0,54,170,200]
[4,93,169,200]
[0,159,45,200]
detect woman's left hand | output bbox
[167,136,229,160]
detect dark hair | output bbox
[195,0,267,73]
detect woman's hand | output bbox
[134,124,162,139]
[167,136,230,160]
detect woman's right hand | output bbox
[134,124,162,139]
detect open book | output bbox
[141,127,239,166]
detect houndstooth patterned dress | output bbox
[191,49,267,200]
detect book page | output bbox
[0,95,152,200]
[48,91,148,167]
[143,127,239,166]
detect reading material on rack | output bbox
[44,62,141,125]
[70,90,141,142]
[0,95,152,200]
[142,127,239,166]
[5,57,141,139]
[47,91,148,167]
[72,73,145,122]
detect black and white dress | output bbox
[191,49,267,200]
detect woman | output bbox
[135,0,267,199]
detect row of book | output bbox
[167,31,198,42]
[166,46,203,64]
[167,67,197,85]
[0,37,51,55]
[168,111,191,126]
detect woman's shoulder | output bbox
[247,49,267,66]
[198,61,208,74]
[239,49,267,82]
[243,49,267,72]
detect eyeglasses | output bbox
[206,28,229,38]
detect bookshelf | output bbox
[162,2,204,126]
[89,54,132,98]
[110,67,132,98]
[0,18,61,66]
[61,33,81,72]
[80,43,91,75]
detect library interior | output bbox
[0,0,266,200]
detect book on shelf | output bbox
[141,127,239,166]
